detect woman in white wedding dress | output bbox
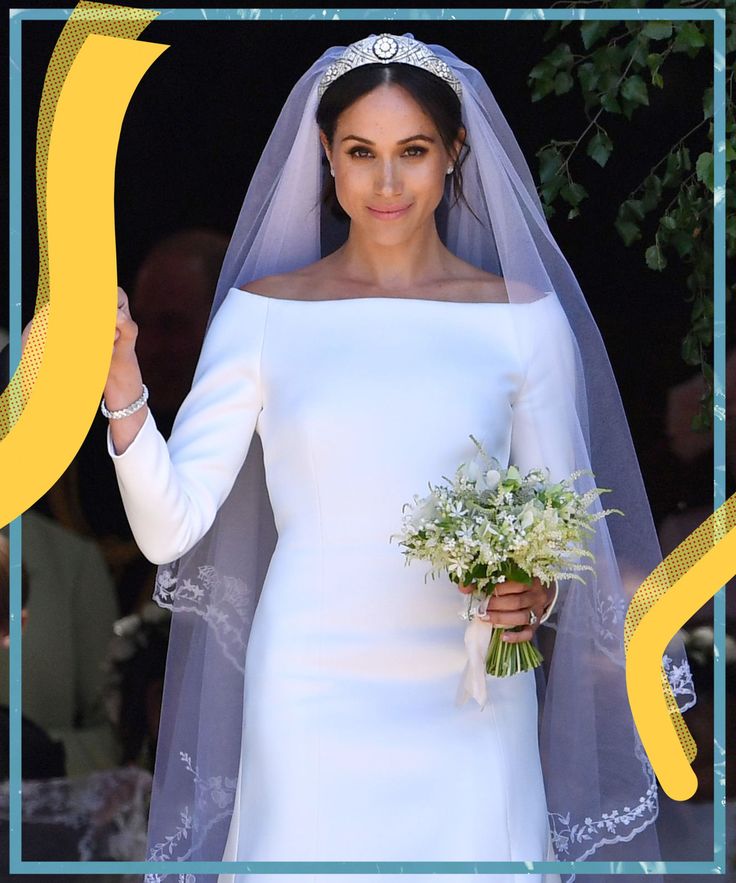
[103,33,693,883]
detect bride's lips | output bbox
[366,203,413,220]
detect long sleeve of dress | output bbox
[509,298,579,487]
[107,290,269,565]
[509,298,580,625]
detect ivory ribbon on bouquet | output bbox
[455,618,496,709]
[455,592,494,709]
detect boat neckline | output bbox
[233,286,555,306]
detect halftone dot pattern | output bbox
[625,492,736,763]
[0,1,158,440]
[18,304,49,408]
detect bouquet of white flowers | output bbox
[391,435,623,707]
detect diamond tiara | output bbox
[317,34,463,101]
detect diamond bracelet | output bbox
[101,384,149,420]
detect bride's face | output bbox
[320,83,462,243]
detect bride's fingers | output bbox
[486,590,535,611]
[489,580,547,610]
[458,579,547,612]
[485,608,536,628]
[500,625,534,644]
[114,286,139,350]
[117,286,133,318]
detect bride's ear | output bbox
[451,126,466,167]
[319,130,333,167]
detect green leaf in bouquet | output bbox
[466,560,491,586]
[506,465,521,482]
[499,561,532,585]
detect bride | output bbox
[102,33,694,883]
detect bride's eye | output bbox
[346,146,428,159]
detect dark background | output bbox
[6,12,727,524]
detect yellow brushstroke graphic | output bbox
[625,492,735,800]
[0,2,166,526]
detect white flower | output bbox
[409,496,439,526]
[460,458,489,490]
[519,504,535,530]
[485,469,501,490]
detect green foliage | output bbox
[587,130,613,167]
[529,5,736,433]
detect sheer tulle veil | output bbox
[142,34,696,883]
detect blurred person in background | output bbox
[0,534,66,781]
[0,513,121,776]
[0,544,153,874]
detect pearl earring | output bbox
[446,166,454,175]
[330,166,335,177]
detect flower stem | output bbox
[484,626,544,677]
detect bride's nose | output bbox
[374,159,402,196]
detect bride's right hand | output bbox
[111,287,139,364]
[105,287,143,388]
[105,287,148,454]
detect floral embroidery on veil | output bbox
[154,564,256,675]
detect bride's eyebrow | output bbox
[340,134,436,145]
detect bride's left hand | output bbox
[458,577,551,643]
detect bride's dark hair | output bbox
[316,62,472,221]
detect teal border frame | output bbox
[6,5,727,876]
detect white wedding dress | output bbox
[108,287,574,883]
